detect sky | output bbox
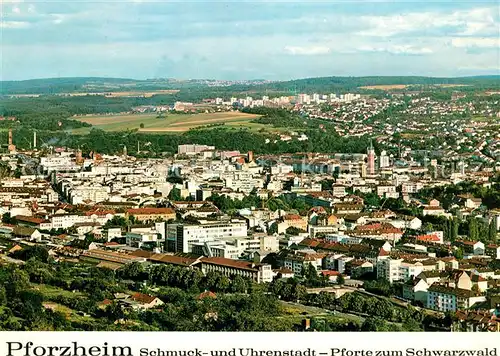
[1,0,499,81]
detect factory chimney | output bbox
[8,128,16,153]
[33,131,37,149]
[76,150,83,164]
[247,151,254,162]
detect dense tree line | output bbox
[207,193,312,216]
[252,76,500,94]
[208,193,262,212]
[305,290,425,330]
[417,179,500,210]
[269,278,308,302]
[2,98,373,156]
[0,265,71,330]
[362,279,396,296]
[2,75,498,96]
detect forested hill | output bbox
[251,75,500,93]
[0,77,136,95]
[1,75,499,95]
[0,77,236,95]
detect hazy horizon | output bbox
[2,73,500,84]
[2,0,499,81]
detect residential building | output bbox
[486,244,500,259]
[166,221,248,253]
[453,310,500,332]
[125,208,176,223]
[402,278,429,304]
[126,293,164,310]
[427,284,486,312]
[376,258,424,283]
[12,226,42,242]
[199,257,272,283]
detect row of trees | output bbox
[468,217,497,243]
[421,215,497,244]
[0,123,371,157]
[3,75,498,96]
[207,193,313,218]
[306,291,425,331]
[129,263,252,294]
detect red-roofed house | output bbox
[457,240,485,256]
[423,205,446,217]
[470,273,488,293]
[320,270,340,282]
[128,292,164,310]
[197,291,217,300]
[98,299,113,310]
[148,253,202,268]
[345,259,374,278]
[14,215,47,228]
[429,199,441,207]
[125,208,175,222]
[416,234,443,244]
[278,214,308,234]
[453,310,500,332]
[353,223,403,243]
[8,244,23,254]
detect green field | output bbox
[32,284,96,323]
[71,112,271,134]
[33,283,84,299]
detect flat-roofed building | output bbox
[166,221,248,253]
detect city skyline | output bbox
[1,0,499,81]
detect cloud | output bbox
[1,1,499,80]
[51,14,67,24]
[357,6,498,37]
[459,8,497,35]
[284,45,330,55]
[357,45,433,55]
[451,37,500,48]
[458,64,500,71]
[1,21,30,29]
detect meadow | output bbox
[360,84,470,91]
[359,84,409,90]
[72,111,266,134]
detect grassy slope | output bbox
[32,284,96,323]
[71,112,271,134]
